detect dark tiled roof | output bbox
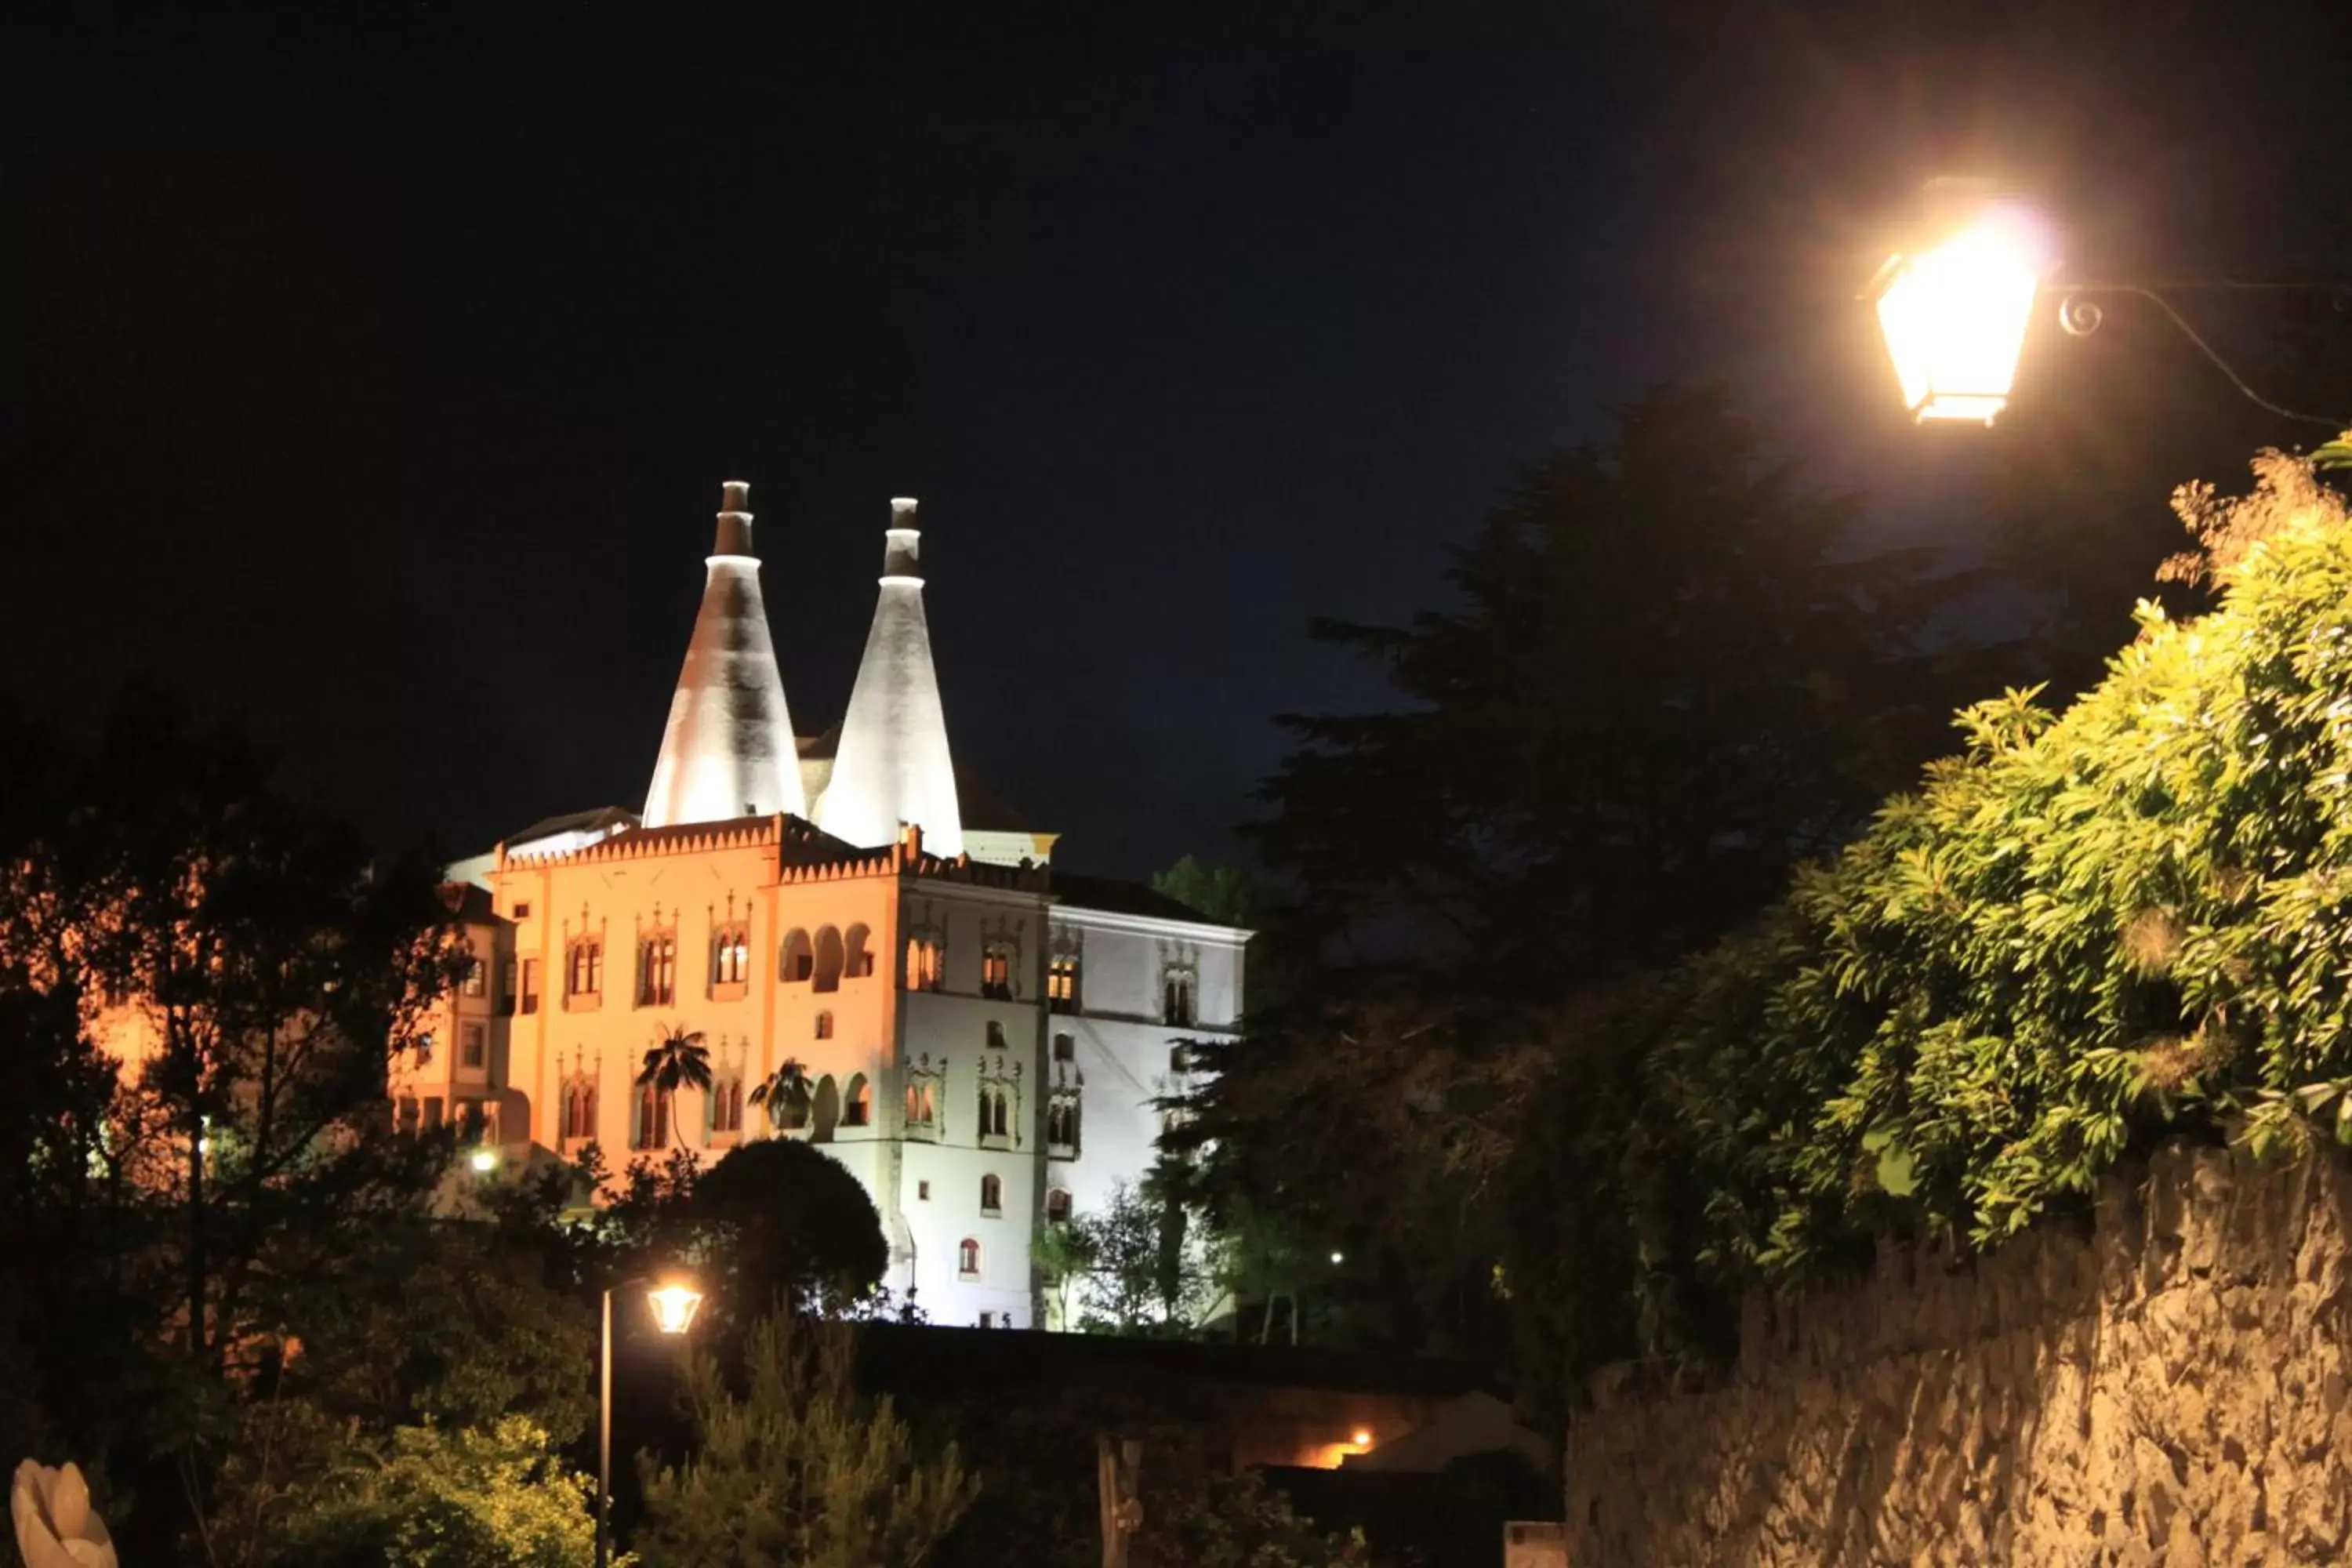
[437,883,501,924]
[1051,870,1230,926]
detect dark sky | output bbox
[5,0,2344,877]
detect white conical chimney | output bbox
[815,499,964,857]
[641,481,807,828]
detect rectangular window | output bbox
[711,923,750,989]
[981,945,1013,1001]
[423,1096,445,1133]
[1053,1033,1075,1065]
[459,956,486,996]
[711,1079,742,1134]
[460,1022,486,1069]
[918,1179,931,1200]
[906,938,942,992]
[498,957,517,1014]
[1047,954,1080,1013]
[639,935,676,1007]
[1163,971,1196,1028]
[520,958,540,1014]
[568,938,603,1001]
[511,902,532,920]
[634,1084,670,1150]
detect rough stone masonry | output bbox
[1566,1143,2352,1566]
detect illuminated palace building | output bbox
[397,485,1246,1328]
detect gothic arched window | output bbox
[980,1174,1003,1213]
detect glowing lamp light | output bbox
[1869,198,2052,425]
[468,1148,499,1174]
[1329,1250,1345,1266]
[1351,1428,1374,1449]
[646,1281,704,1336]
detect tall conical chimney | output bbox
[815,498,964,857]
[641,481,806,828]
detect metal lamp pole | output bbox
[595,1276,702,1568]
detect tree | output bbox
[636,1308,976,1568]
[691,1138,891,1321]
[1068,1181,1215,1335]
[1183,383,2005,1367]
[746,1056,811,1131]
[1030,1221,1098,1332]
[1150,857,1255,928]
[637,1025,713,1149]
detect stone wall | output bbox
[1566,1144,2352,1566]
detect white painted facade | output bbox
[1038,899,1247,1265]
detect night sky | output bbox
[7,1,2345,877]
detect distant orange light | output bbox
[1351,1428,1373,1448]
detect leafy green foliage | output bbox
[1150,857,1256,927]
[690,1136,891,1322]
[228,1416,611,1568]
[1130,1463,1374,1568]
[1507,454,2352,1385]
[1062,1179,1218,1335]
[637,1309,976,1568]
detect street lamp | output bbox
[597,1276,702,1568]
[1867,192,2049,424]
[1867,179,2346,430]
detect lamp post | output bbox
[597,1276,703,1568]
[1866,177,2346,430]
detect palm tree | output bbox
[747,1057,812,1132]
[637,1023,713,1150]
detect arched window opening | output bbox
[844,1075,870,1127]
[563,1080,598,1142]
[711,920,750,989]
[1046,1187,1072,1223]
[958,1238,982,1278]
[814,1011,835,1040]
[985,1021,1007,1051]
[1047,953,1080,1013]
[811,1075,840,1143]
[981,941,1014,1000]
[710,1077,743,1135]
[844,924,874,978]
[779,929,815,984]
[634,1082,670,1150]
[980,1174,1003,1214]
[638,931,676,1007]
[1163,968,1197,1028]
[906,936,943,992]
[813,926,846,993]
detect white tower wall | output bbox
[642,481,805,828]
[816,499,964,857]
